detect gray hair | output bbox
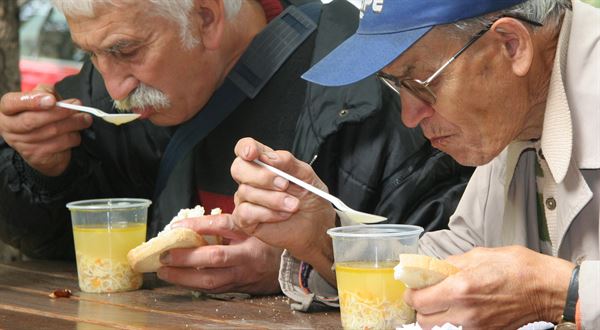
[51,0,242,48]
[452,0,571,37]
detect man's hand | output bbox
[0,85,92,176]
[156,213,282,294]
[230,138,337,285]
[405,246,575,329]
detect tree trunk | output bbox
[0,0,21,261]
[0,0,20,95]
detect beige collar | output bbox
[539,9,573,184]
[541,1,600,183]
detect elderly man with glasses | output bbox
[231,0,600,328]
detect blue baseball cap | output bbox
[303,0,527,86]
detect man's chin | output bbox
[143,112,188,127]
[449,149,498,167]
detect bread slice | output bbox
[127,228,208,273]
[127,206,222,273]
[394,254,459,289]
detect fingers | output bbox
[231,156,289,191]
[415,311,459,330]
[3,112,92,143]
[231,144,324,197]
[0,91,56,116]
[157,238,283,294]
[171,214,248,241]
[11,131,82,157]
[236,184,299,213]
[158,266,240,293]
[404,277,459,316]
[163,243,252,269]
[233,202,292,235]
[233,137,275,161]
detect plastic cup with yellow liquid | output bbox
[66,198,151,293]
[327,224,424,329]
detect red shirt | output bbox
[260,0,284,22]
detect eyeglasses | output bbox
[377,16,543,105]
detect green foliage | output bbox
[582,0,600,8]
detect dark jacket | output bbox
[0,0,472,260]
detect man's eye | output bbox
[113,49,139,60]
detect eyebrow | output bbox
[72,39,140,54]
[381,64,416,80]
[105,40,139,54]
[398,64,416,79]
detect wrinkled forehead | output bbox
[53,0,151,19]
[65,3,161,50]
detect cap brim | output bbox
[302,26,432,87]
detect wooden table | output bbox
[0,261,341,329]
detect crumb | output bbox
[49,289,72,299]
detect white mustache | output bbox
[114,84,171,111]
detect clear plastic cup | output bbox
[66,198,151,293]
[327,224,424,330]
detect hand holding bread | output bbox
[127,206,222,273]
[394,254,460,289]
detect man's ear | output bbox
[491,17,535,77]
[193,0,226,50]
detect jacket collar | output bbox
[541,1,600,183]
[539,9,572,184]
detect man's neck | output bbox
[518,20,562,141]
[221,0,269,79]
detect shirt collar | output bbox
[539,9,573,184]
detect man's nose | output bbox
[400,91,435,128]
[93,56,138,101]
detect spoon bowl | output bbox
[253,159,387,224]
[56,101,140,126]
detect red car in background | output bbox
[19,0,83,91]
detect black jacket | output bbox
[0,0,472,260]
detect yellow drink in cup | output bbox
[73,223,146,292]
[67,198,151,293]
[336,261,413,329]
[327,224,423,329]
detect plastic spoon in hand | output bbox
[56,101,140,126]
[254,159,387,224]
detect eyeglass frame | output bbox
[377,15,543,105]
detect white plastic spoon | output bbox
[254,159,387,224]
[56,101,140,126]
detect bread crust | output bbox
[127,228,208,273]
[394,254,460,289]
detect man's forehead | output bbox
[382,28,452,77]
[67,4,157,50]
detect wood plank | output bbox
[0,261,341,329]
[0,308,92,330]
[0,285,251,329]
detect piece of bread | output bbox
[127,228,209,273]
[394,254,460,289]
[127,206,222,273]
